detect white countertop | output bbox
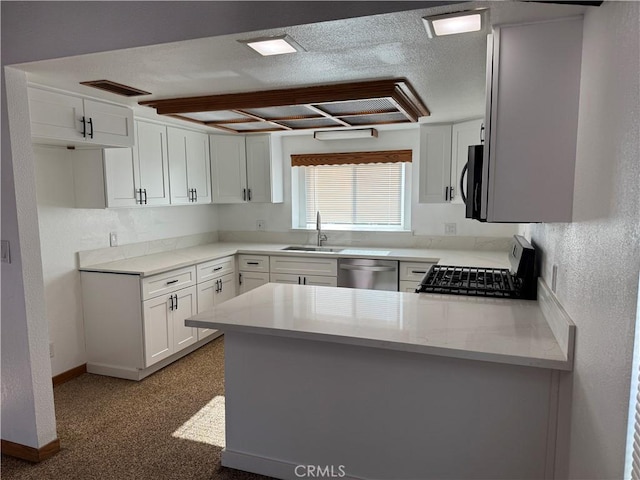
[79,242,509,276]
[186,283,572,370]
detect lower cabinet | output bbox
[197,272,236,340]
[143,285,197,367]
[399,261,435,292]
[238,254,270,294]
[269,256,338,288]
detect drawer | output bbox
[197,256,235,283]
[270,256,337,276]
[238,254,270,273]
[399,280,420,293]
[142,266,196,300]
[399,261,435,282]
[269,273,338,287]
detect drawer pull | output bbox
[213,266,223,272]
[411,270,427,274]
[166,279,179,285]
[247,262,259,265]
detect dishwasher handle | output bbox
[339,264,397,272]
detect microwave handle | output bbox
[460,162,468,205]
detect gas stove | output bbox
[416,236,537,300]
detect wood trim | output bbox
[139,79,429,122]
[52,363,87,387]
[1,438,60,463]
[291,149,412,167]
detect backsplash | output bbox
[77,231,218,268]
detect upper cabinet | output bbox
[167,127,212,205]
[419,119,482,204]
[28,86,134,148]
[103,120,170,207]
[483,18,582,222]
[210,134,283,204]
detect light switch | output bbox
[1,240,10,264]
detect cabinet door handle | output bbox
[166,279,179,285]
[298,276,301,284]
[220,279,223,292]
[247,188,252,201]
[239,272,243,285]
[303,277,306,285]
[136,188,141,204]
[174,294,178,309]
[445,186,450,201]
[169,294,174,311]
[88,117,94,139]
[143,188,147,205]
[480,123,485,144]
[193,188,197,202]
[80,116,87,138]
[243,188,247,201]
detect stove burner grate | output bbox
[416,265,523,298]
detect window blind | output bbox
[303,163,404,227]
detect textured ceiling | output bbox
[18,1,588,126]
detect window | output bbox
[291,150,412,231]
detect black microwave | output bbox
[461,144,486,222]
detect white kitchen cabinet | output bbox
[168,127,212,204]
[196,256,236,340]
[419,124,452,203]
[269,256,337,287]
[482,18,582,222]
[270,273,338,287]
[399,261,435,293]
[237,254,270,294]
[210,134,283,204]
[28,86,133,148]
[103,120,170,207]
[143,285,197,367]
[450,119,483,204]
[81,265,216,381]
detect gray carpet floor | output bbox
[1,337,273,480]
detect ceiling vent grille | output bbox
[80,80,151,97]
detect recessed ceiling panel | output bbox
[218,121,285,132]
[276,117,342,129]
[314,98,397,116]
[181,111,249,122]
[241,105,318,120]
[342,112,411,126]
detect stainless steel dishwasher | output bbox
[337,258,399,291]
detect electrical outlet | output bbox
[49,342,54,358]
[256,220,266,231]
[444,223,457,235]
[551,264,558,293]
[109,232,118,247]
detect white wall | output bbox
[33,146,219,376]
[217,127,519,238]
[530,2,640,478]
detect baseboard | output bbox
[52,364,87,387]
[1,438,60,462]
[221,449,366,480]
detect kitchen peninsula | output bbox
[187,281,574,480]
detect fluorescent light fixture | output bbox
[423,11,484,38]
[239,35,302,56]
[314,128,378,141]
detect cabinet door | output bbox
[245,135,271,203]
[172,286,198,351]
[135,121,170,205]
[210,134,247,203]
[185,130,212,203]
[29,87,85,143]
[103,147,140,207]
[196,280,218,340]
[142,294,174,367]
[216,272,237,304]
[83,99,134,147]
[238,271,269,295]
[303,275,338,287]
[399,281,419,293]
[450,119,483,204]
[419,124,452,203]
[270,273,302,285]
[167,127,192,204]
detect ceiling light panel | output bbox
[240,35,302,56]
[423,11,484,38]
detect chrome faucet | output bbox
[316,211,327,247]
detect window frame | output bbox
[291,161,412,232]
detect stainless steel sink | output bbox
[281,246,342,253]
